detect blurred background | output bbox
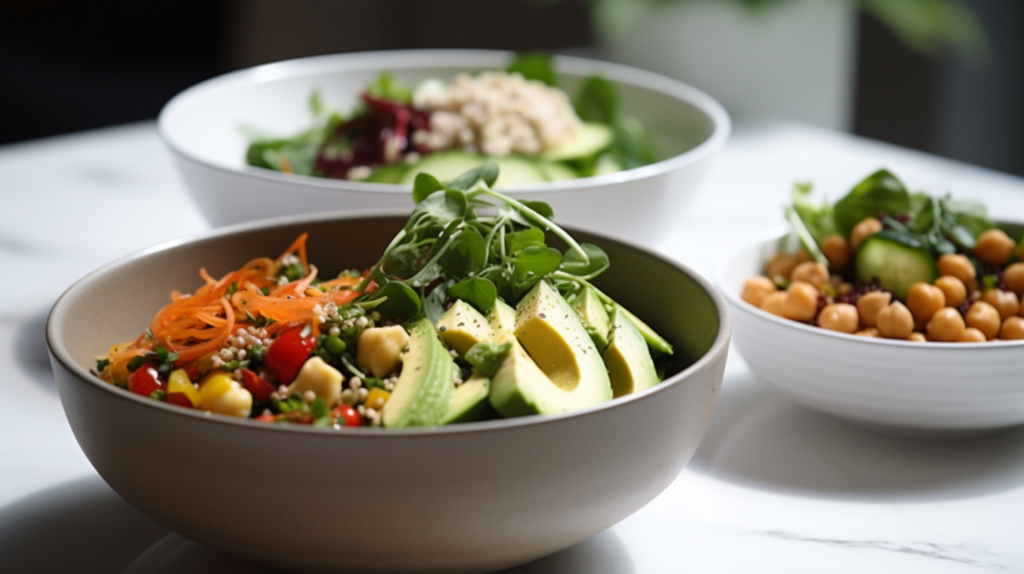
[1,0,1021,176]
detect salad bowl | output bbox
[158,49,730,245]
[719,227,1024,438]
[47,211,730,573]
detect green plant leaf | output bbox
[559,243,610,280]
[505,228,547,256]
[372,281,423,321]
[365,71,413,103]
[575,74,619,124]
[448,277,498,314]
[507,52,558,86]
[439,228,487,278]
[512,247,562,298]
[412,173,445,204]
[448,160,500,192]
[833,169,911,237]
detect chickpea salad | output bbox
[243,53,656,188]
[95,162,673,428]
[743,169,1024,342]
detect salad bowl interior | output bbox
[47,212,729,573]
[719,228,1024,437]
[158,49,730,244]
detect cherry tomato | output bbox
[240,368,276,403]
[254,412,277,423]
[264,327,316,385]
[127,365,163,397]
[332,404,362,427]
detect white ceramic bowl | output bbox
[158,49,730,244]
[47,211,730,573]
[719,228,1024,437]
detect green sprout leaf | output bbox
[448,277,498,314]
[507,52,558,86]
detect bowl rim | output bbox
[47,208,732,437]
[717,225,1024,350]
[157,48,731,196]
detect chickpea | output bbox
[906,282,946,325]
[926,307,966,342]
[760,292,788,317]
[855,327,880,338]
[821,234,850,270]
[981,289,1021,319]
[974,229,1016,266]
[783,281,820,322]
[850,217,883,249]
[856,291,892,327]
[818,303,859,333]
[956,327,987,343]
[766,253,799,281]
[742,276,777,307]
[933,275,967,308]
[1000,316,1024,340]
[876,301,914,339]
[791,261,830,290]
[793,250,812,265]
[937,253,976,284]
[965,301,1001,340]
[906,332,927,342]
[1004,263,1024,294]
[837,282,854,296]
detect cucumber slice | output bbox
[855,230,938,300]
[542,122,614,161]
[363,163,409,183]
[400,152,548,188]
[536,161,578,182]
[593,154,623,176]
[400,152,485,186]
[494,156,547,187]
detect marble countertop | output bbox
[2,119,1023,573]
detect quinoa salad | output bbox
[244,52,656,188]
[743,169,1024,342]
[95,162,672,428]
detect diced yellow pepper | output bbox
[364,388,391,411]
[167,369,200,407]
[104,341,136,384]
[198,371,252,418]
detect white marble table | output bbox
[2,119,1023,573]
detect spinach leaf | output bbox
[448,160,499,192]
[575,75,619,124]
[559,243,610,280]
[439,228,487,278]
[412,172,445,204]
[464,341,512,377]
[505,228,547,255]
[371,280,422,321]
[833,169,911,237]
[512,247,562,299]
[448,277,498,314]
[609,115,656,170]
[507,52,558,87]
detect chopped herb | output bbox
[95,358,110,372]
[149,389,166,401]
[127,356,147,373]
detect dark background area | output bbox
[1,0,1022,176]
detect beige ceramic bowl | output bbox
[47,212,730,574]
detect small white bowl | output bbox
[718,228,1024,437]
[158,49,730,244]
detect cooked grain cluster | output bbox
[412,71,582,157]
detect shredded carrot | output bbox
[280,156,294,174]
[111,234,361,367]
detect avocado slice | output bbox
[572,287,611,353]
[603,307,660,397]
[440,373,495,424]
[436,300,493,357]
[490,281,613,416]
[381,318,456,428]
[486,299,517,342]
[617,305,673,356]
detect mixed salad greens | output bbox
[244,52,656,187]
[95,162,673,427]
[745,169,1024,342]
